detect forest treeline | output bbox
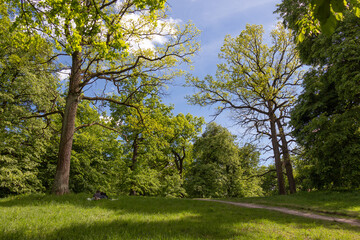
[1,0,360,198]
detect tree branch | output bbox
[21,110,64,119]
[81,95,144,125]
[75,122,128,141]
[245,169,278,180]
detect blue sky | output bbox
[163,0,282,139]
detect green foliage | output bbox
[4,0,200,195]
[126,168,162,196]
[277,0,360,40]
[10,0,166,54]
[186,23,302,130]
[185,123,263,198]
[160,174,186,198]
[69,102,124,194]
[8,0,200,79]
[186,23,301,195]
[0,8,60,196]
[185,123,238,198]
[258,165,279,196]
[133,0,166,10]
[107,77,204,196]
[289,14,360,190]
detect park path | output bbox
[196,199,360,227]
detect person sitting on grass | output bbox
[93,190,108,200]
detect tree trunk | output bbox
[130,134,140,195]
[53,51,82,195]
[172,147,185,178]
[276,119,296,194]
[130,134,139,171]
[269,105,286,195]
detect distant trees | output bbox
[187,24,303,194]
[109,84,204,196]
[69,102,124,193]
[185,123,263,198]
[0,8,60,196]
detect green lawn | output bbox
[0,193,359,239]
[226,191,360,220]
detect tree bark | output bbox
[130,134,139,171]
[269,104,286,195]
[276,119,296,194]
[130,134,140,195]
[53,51,82,195]
[172,147,185,178]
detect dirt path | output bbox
[196,199,360,227]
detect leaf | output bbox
[297,32,306,43]
[331,0,346,13]
[349,0,360,6]
[320,12,337,35]
[315,0,331,25]
[354,7,360,17]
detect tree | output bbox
[110,91,174,195]
[185,123,262,198]
[186,24,303,194]
[69,102,124,194]
[258,165,279,196]
[289,14,360,189]
[165,113,204,179]
[277,0,360,40]
[0,5,60,196]
[109,78,203,196]
[7,0,200,194]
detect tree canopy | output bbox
[290,13,360,189]
[186,24,303,194]
[277,0,360,40]
[5,0,200,194]
[185,122,263,198]
[0,7,60,196]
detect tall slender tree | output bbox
[187,24,303,194]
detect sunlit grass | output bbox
[1,193,360,239]
[227,191,360,219]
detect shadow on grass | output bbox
[1,194,360,239]
[1,214,251,240]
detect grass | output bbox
[0,193,359,239]
[226,191,360,220]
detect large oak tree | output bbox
[8,0,200,194]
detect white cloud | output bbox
[120,13,183,52]
[57,69,71,81]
